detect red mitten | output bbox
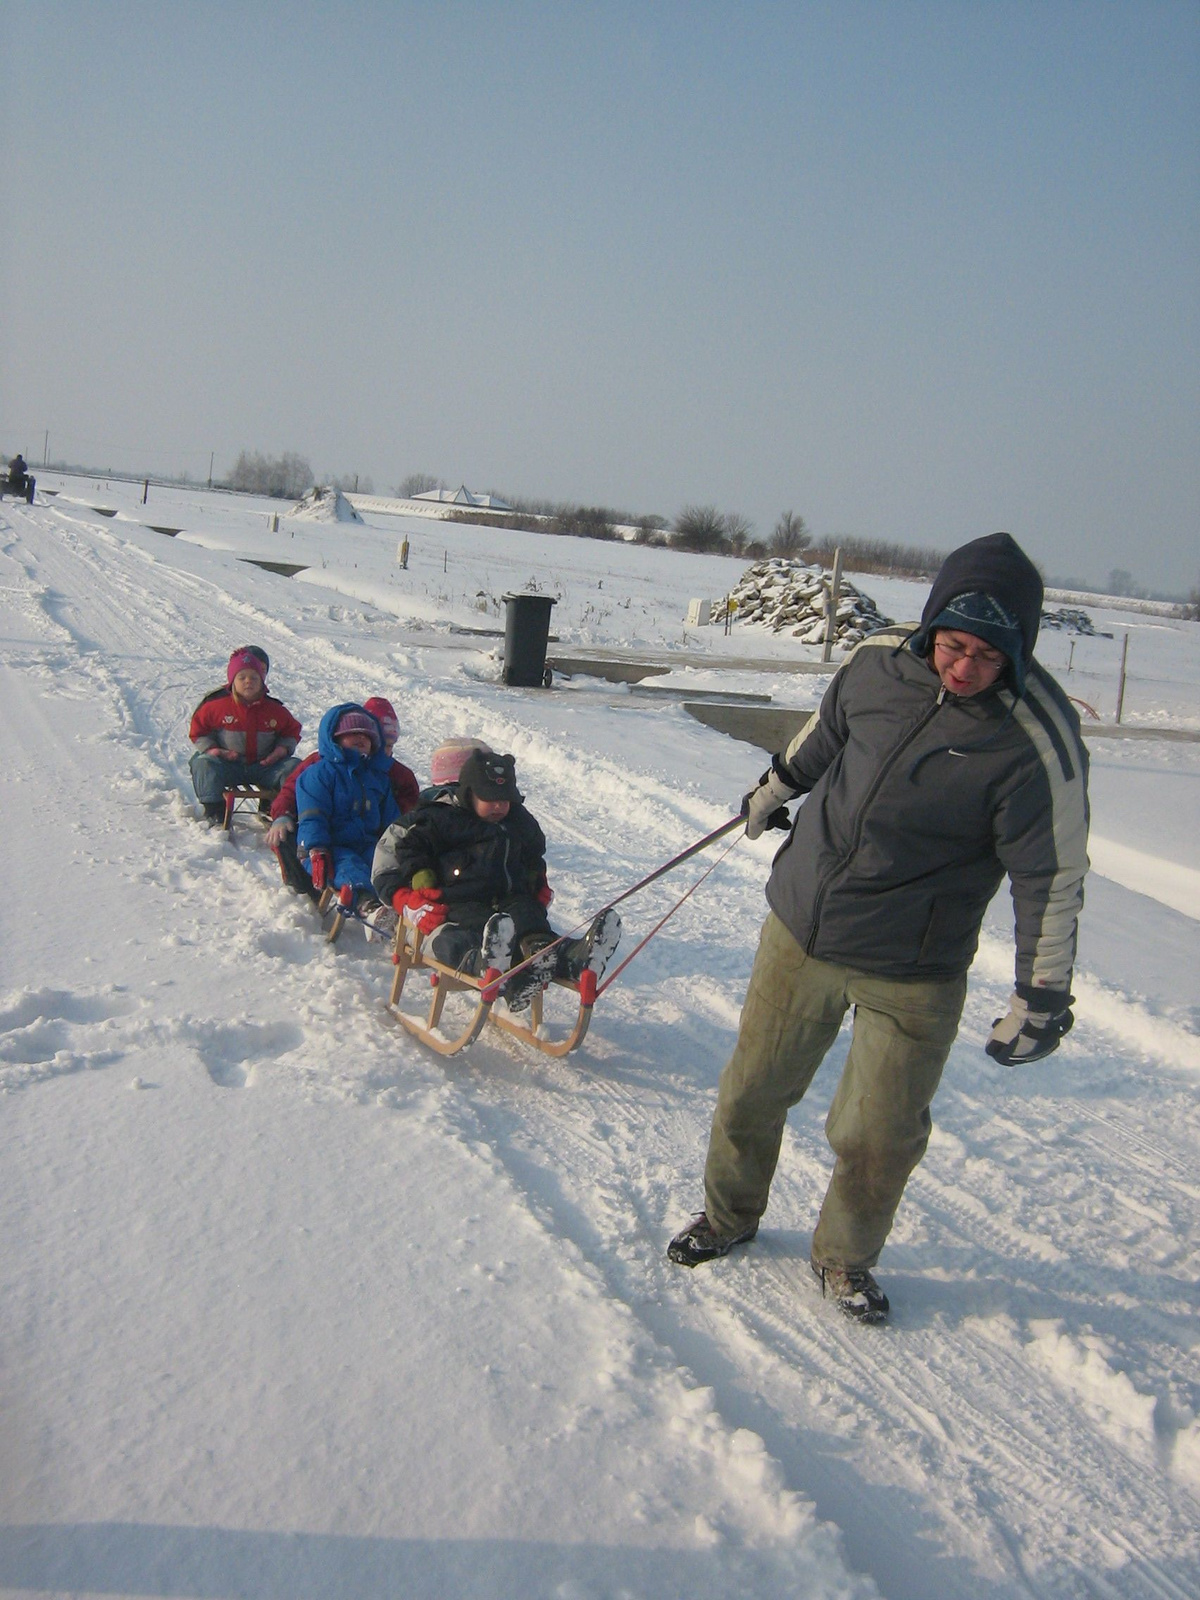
[392,886,447,931]
[309,849,331,891]
[535,873,553,909]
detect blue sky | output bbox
[3,1,1197,590]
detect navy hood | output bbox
[908,532,1043,694]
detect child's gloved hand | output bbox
[392,886,447,931]
[265,817,293,849]
[309,849,331,891]
[535,872,554,908]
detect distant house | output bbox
[413,485,513,511]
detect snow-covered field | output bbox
[2,477,1198,1600]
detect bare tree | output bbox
[396,473,442,498]
[673,505,730,554]
[771,511,811,557]
[723,512,755,555]
[228,450,314,499]
[1106,567,1145,599]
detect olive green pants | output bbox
[704,912,968,1271]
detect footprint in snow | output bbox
[0,985,139,1088]
[192,1019,306,1089]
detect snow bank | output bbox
[290,485,365,523]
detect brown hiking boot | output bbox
[667,1212,757,1268]
[811,1261,889,1324]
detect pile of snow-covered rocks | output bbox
[289,486,365,524]
[1040,606,1111,637]
[713,558,894,648]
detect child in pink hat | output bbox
[188,646,302,822]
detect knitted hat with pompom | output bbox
[227,645,269,685]
[430,737,492,787]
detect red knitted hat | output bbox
[363,697,399,743]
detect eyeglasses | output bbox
[932,635,1007,670]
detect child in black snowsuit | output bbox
[371,750,619,1009]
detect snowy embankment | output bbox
[1,483,1198,1600]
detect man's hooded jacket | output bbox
[765,533,1089,1003]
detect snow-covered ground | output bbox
[2,477,1198,1600]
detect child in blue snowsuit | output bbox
[296,704,401,933]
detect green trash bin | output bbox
[502,592,557,687]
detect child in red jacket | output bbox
[188,646,302,822]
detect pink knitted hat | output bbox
[227,647,268,685]
[333,709,381,754]
[430,737,492,787]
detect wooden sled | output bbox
[221,783,274,831]
[385,921,597,1058]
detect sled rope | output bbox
[494,814,746,990]
[602,814,745,912]
[596,826,744,996]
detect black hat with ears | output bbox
[458,750,522,804]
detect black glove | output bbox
[986,991,1074,1064]
[741,761,798,840]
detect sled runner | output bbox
[385,919,597,1058]
[317,883,357,944]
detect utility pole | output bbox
[43,430,49,466]
[208,451,214,489]
[822,546,844,663]
[1115,633,1129,724]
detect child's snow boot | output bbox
[478,912,517,975]
[359,897,399,943]
[502,934,560,1013]
[557,908,622,983]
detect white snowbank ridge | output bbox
[1089,834,1200,921]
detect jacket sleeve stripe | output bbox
[1008,681,1090,994]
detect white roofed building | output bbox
[413,485,513,510]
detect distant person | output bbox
[372,749,620,1008]
[188,646,302,822]
[267,695,418,898]
[294,704,403,938]
[668,532,1090,1325]
[6,454,34,503]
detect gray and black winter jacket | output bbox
[765,536,1089,1000]
[371,791,548,914]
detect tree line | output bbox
[225,452,1198,599]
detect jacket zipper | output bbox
[804,686,948,954]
